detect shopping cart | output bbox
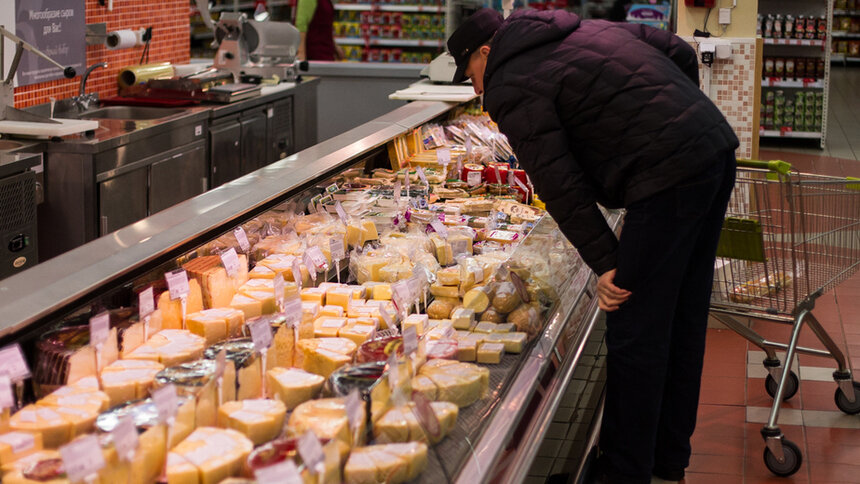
[710,159,860,477]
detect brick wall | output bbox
[14,0,190,108]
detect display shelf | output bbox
[334,3,445,12]
[759,129,823,139]
[335,37,444,47]
[832,31,860,38]
[833,9,860,15]
[761,78,824,88]
[762,38,826,46]
[831,53,860,62]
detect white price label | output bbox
[274,273,286,310]
[233,227,251,252]
[302,252,317,282]
[0,344,30,382]
[493,164,502,184]
[152,384,178,425]
[214,349,227,380]
[456,156,463,178]
[467,170,482,187]
[249,318,273,351]
[297,431,325,474]
[89,311,111,348]
[307,247,327,268]
[514,176,529,193]
[393,180,401,206]
[282,296,303,325]
[411,264,428,286]
[471,265,484,283]
[220,248,241,278]
[465,136,472,158]
[60,435,106,483]
[436,148,451,165]
[329,238,345,261]
[0,376,14,409]
[411,391,441,440]
[403,326,418,356]
[416,167,428,186]
[345,389,364,435]
[291,258,303,291]
[335,201,348,224]
[404,173,411,192]
[139,287,155,319]
[429,219,448,239]
[379,305,393,328]
[254,459,304,484]
[111,416,139,462]
[388,352,401,389]
[165,270,190,300]
[391,281,410,312]
[407,276,421,301]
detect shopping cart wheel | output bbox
[763,438,802,477]
[765,371,799,401]
[834,381,860,415]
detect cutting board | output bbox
[389,79,478,102]
[0,118,100,137]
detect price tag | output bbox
[214,348,227,380]
[89,312,111,348]
[345,389,364,435]
[60,435,106,483]
[379,304,393,328]
[274,273,286,311]
[335,201,348,224]
[509,271,531,303]
[436,148,451,165]
[493,164,502,184]
[465,136,472,158]
[513,176,529,194]
[254,459,303,484]
[416,167,428,186]
[249,318,273,351]
[220,248,241,278]
[411,264,428,286]
[282,296,303,325]
[411,391,441,440]
[111,415,139,462]
[307,247,327,270]
[302,252,318,283]
[407,276,421,301]
[297,431,325,474]
[388,352,401,389]
[404,172,411,193]
[391,281,410,313]
[442,326,456,340]
[329,238,345,261]
[403,326,418,356]
[471,265,484,283]
[0,375,14,409]
[393,180,401,206]
[0,344,30,382]
[291,258,303,291]
[165,269,190,301]
[152,384,178,425]
[233,227,251,252]
[429,219,448,239]
[139,287,155,319]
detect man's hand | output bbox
[597,269,631,312]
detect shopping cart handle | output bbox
[736,159,792,175]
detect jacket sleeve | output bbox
[618,23,699,86]
[485,85,618,276]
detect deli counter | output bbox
[0,99,617,484]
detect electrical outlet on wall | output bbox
[719,8,731,25]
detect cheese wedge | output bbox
[186,308,245,345]
[477,342,505,364]
[267,367,325,410]
[485,332,527,353]
[9,405,73,448]
[166,427,253,484]
[157,280,204,330]
[183,255,248,309]
[451,308,475,330]
[295,338,357,378]
[124,330,206,367]
[287,398,359,447]
[402,314,428,336]
[0,432,42,467]
[314,317,348,338]
[155,360,218,428]
[204,339,263,402]
[373,401,458,444]
[99,359,164,406]
[301,287,327,305]
[343,442,428,484]
[417,359,489,408]
[217,399,286,446]
[228,294,263,320]
[370,283,392,300]
[326,287,353,311]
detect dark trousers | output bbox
[599,151,737,483]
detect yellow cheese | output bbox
[451,308,475,330]
[477,342,505,364]
[314,317,348,338]
[379,263,413,283]
[373,401,458,444]
[436,267,460,286]
[167,427,253,484]
[217,399,286,446]
[455,339,477,362]
[473,321,498,334]
[338,321,377,346]
[287,398,357,447]
[248,264,276,279]
[370,283,392,300]
[9,405,72,449]
[270,322,296,369]
[157,280,205,330]
[224,354,263,403]
[402,314,428,336]
[493,323,515,333]
[301,287,327,305]
[129,425,167,484]
[320,305,345,318]
[429,283,459,299]
[100,359,164,406]
[244,290,278,315]
[346,220,379,248]
[184,255,246,309]
[0,432,42,467]
[344,442,428,484]
[186,308,245,345]
[295,338,357,378]
[418,359,489,408]
[124,330,206,367]
[356,257,392,284]
[486,332,527,353]
[411,375,437,401]
[228,293,262,320]
[267,367,325,410]
[326,287,353,310]
[40,382,109,414]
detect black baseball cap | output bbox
[447,8,503,84]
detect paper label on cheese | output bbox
[215,349,227,379]
[274,273,286,310]
[60,435,106,482]
[166,269,190,300]
[393,180,402,206]
[234,227,251,252]
[255,458,303,484]
[152,384,178,425]
[292,259,303,291]
[345,389,363,435]
[450,238,469,257]
[471,265,484,283]
[89,311,110,348]
[139,287,155,319]
[329,238,345,260]
[307,247,327,269]
[403,326,418,356]
[249,318,273,350]
[436,148,451,165]
[429,218,448,239]
[320,319,344,329]
[411,390,441,439]
[0,344,31,382]
[221,248,241,278]
[303,253,318,282]
[0,432,35,453]
[298,431,324,474]
[112,415,139,462]
[335,201,348,224]
[0,375,13,409]
[467,170,482,187]
[283,296,303,325]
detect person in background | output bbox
[296,0,343,61]
[448,8,738,484]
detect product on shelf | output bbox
[216,398,286,446]
[343,441,428,484]
[202,338,264,402]
[166,427,253,484]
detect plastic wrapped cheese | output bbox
[155,360,218,427]
[157,279,204,330]
[203,338,263,402]
[373,401,458,444]
[124,329,206,367]
[343,442,428,484]
[166,427,253,484]
[99,359,164,407]
[33,325,120,397]
[186,308,245,345]
[183,255,249,309]
[216,399,285,446]
[267,367,324,410]
[286,398,359,447]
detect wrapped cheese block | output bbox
[216,399,286,446]
[436,267,460,287]
[267,367,324,410]
[343,442,428,484]
[166,427,253,484]
[0,431,42,467]
[325,287,353,310]
[185,308,245,345]
[402,314,428,336]
[228,294,263,320]
[124,329,206,367]
[415,359,489,408]
[328,361,390,424]
[124,425,168,484]
[485,332,527,353]
[1,450,66,484]
[286,398,361,447]
[9,406,75,448]
[338,319,377,346]
[247,437,350,484]
[157,279,204,330]
[183,255,249,309]
[295,338,357,378]
[40,377,110,414]
[314,317,348,338]
[99,359,164,406]
[476,342,505,364]
[155,360,218,428]
[373,401,458,444]
[203,339,263,402]
[345,220,379,248]
[33,325,120,397]
[95,396,196,449]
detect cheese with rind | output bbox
[295,338,357,378]
[217,399,285,446]
[166,427,253,484]
[124,330,206,367]
[417,360,489,408]
[266,367,324,410]
[157,280,204,330]
[343,442,428,484]
[373,401,458,444]
[287,398,358,447]
[185,308,245,345]
[99,359,164,406]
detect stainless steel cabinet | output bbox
[98,168,148,235]
[149,141,208,214]
[209,120,242,188]
[269,97,293,161]
[240,111,267,174]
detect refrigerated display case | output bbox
[0,99,618,484]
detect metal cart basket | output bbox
[710,159,860,477]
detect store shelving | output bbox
[761,78,825,88]
[763,38,826,46]
[335,37,444,47]
[831,52,860,61]
[334,3,445,12]
[832,31,860,37]
[760,129,824,139]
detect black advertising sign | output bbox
[14,0,85,86]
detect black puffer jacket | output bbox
[482,10,739,276]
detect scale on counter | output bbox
[421,52,464,84]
